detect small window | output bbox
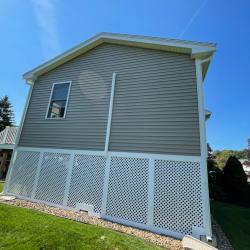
[46,82,71,119]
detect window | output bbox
[46,82,71,119]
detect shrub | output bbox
[222,156,250,206]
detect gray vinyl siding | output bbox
[19,43,200,156]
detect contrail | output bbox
[31,0,61,59]
[178,0,208,38]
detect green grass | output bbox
[211,201,250,250]
[0,182,4,192]
[0,203,164,250]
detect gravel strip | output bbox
[0,198,182,250]
[211,217,234,250]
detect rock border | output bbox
[0,198,182,250]
[211,217,234,250]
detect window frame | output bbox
[45,81,72,120]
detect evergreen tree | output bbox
[223,156,249,204]
[0,95,15,132]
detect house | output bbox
[239,159,250,182]
[4,33,216,239]
[0,126,18,179]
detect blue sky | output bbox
[0,0,249,150]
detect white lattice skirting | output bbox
[5,147,208,239]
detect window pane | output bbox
[51,83,70,100]
[48,100,66,118]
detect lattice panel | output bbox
[34,152,70,205]
[67,155,106,213]
[106,157,149,224]
[153,160,203,235]
[7,151,40,197]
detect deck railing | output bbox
[0,126,18,145]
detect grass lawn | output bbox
[0,203,164,250]
[0,182,4,192]
[211,201,250,250]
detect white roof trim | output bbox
[23,32,216,83]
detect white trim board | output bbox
[0,144,15,150]
[16,146,201,163]
[195,58,212,238]
[103,215,184,239]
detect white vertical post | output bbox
[4,82,34,194]
[104,72,116,157]
[101,156,111,216]
[31,152,44,199]
[147,158,155,226]
[195,59,212,238]
[63,153,75,206]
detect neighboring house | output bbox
[4,33,216,239]
[239,159,250,182]
[0,126,18,179]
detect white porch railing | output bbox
[0,126,18,146]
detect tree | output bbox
[214,149,248,169]
[222,156,249,205]
[0,95,15,132]
[207,143,217,171]
[207,143,225,200]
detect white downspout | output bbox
[104,72,116,157]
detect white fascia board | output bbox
[23,32,216,84]
[103,33,216,56]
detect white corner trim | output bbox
[195,59,212,238]
[104,72,116,157]
[45,81,72,120]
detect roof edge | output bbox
[23,32,216,84]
